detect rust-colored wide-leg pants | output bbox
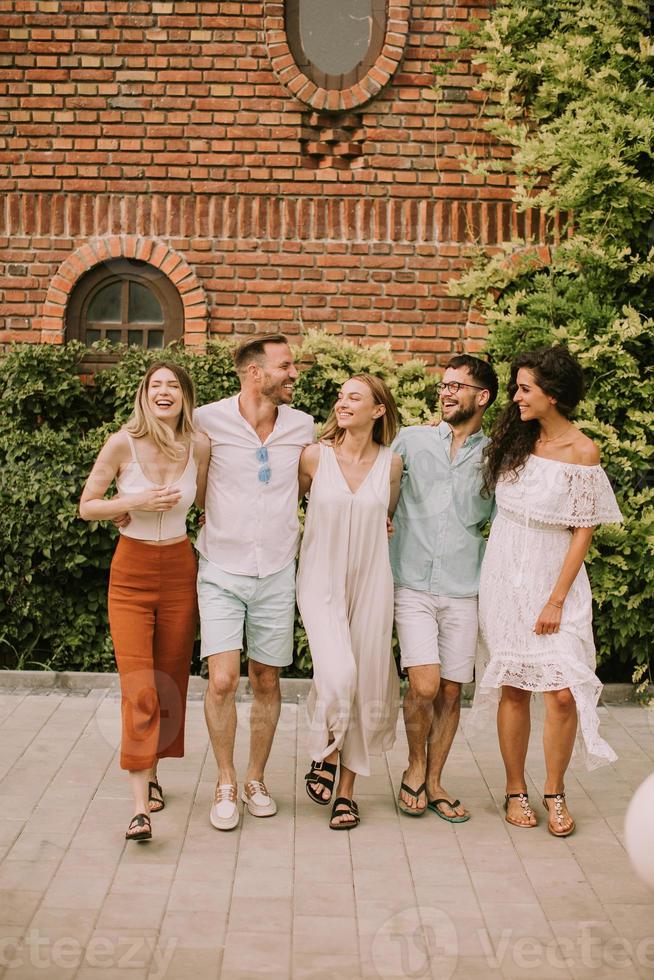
[108,536,198,771]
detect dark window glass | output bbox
[65,258,185,371]
[87,282,121,322]
[147,330,165,350]
[129,281,163,323]
[287,0,386,91]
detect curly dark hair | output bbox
[482,345,585,495]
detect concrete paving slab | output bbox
[0,693,652,980]
[221,929,290,976]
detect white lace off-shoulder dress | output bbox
[466,454,623,770]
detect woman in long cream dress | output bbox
[467,346,622,837]
[297,375,403,830]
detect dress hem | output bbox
[467,653,618,772]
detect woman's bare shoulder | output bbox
[192,430,211,456]
[301,442,321,461]
[300,442,321,474]
[104,429,131,457]
[390,451,403,474]
[84,429,130,486]
[570,429,600,466]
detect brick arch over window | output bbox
[38,236,210,345]
[264,0,410,112]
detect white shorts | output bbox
[197,559,296,667]
[394,587,479,683]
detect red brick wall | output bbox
[0,0,535,363]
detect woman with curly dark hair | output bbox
[467,346,622,837]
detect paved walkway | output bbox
[0,689,653,980]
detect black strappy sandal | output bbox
[125,813,152,841]
[305,760,337,806]
[148,781,165,813]
[398,773,427,817]
[329,797,360,831]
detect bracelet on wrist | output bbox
[547,599,564,609]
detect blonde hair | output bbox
[321,374,399,447]
[125,361,196,460]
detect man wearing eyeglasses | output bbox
[195,334,315,831]
[391,354,498,823]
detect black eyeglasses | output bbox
[436,381,487,395]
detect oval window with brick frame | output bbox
[286,0,386,91]
[66,259,184,370]
[266,0,409,113]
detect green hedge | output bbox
[0,334,438,675]
[438,0,654,685]
[0,323,649,681]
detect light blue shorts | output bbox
[197,558,296,667]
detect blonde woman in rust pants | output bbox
[80,361,209,842]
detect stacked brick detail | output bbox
[0,0,533,362]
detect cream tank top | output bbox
[116,434,198,542]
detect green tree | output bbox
[439,0,654,680]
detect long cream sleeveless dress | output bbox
[297,443,400,777]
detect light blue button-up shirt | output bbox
[389,422,494,598]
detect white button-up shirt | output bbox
[195,395,315,577]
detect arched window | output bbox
[66,259,183,365]
[286,0,386,90]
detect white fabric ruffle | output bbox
[467,639,618,771]
[498,454,623,527]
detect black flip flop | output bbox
[428,797,470,823]
[398,775,427,817]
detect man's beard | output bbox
[261,377,290,405]
[442,402,476,425]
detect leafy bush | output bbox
[294,332,439,425]
[439,0,654,681]
[0,334,437,674]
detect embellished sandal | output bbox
[503,792,537,828]
[398,772,427,817]
[305,760,338,806]
[329,797,360,831]
[125,813,152,842]
[543,792,575,837]
[148,781,165,813]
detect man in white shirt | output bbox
[195,334,315,830]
